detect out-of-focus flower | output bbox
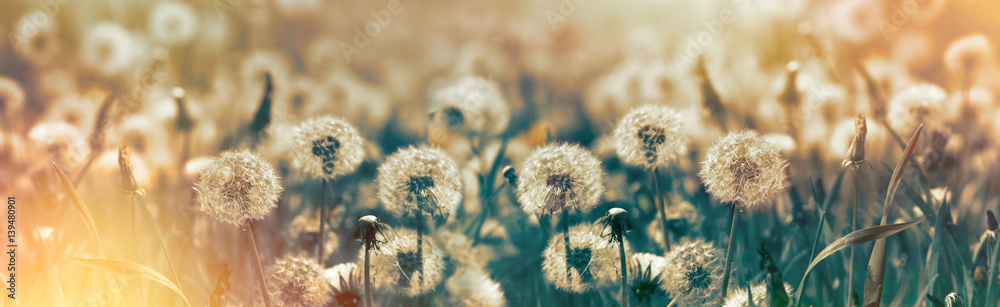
[42,93,101,131]
[323,263,363,307]
[515,143,604,216]
[699,131,788,210]
[446,267,508,307]
[277,77,330,121]
[661,239,725,306]
[0,76,25,126]
[237,50,293,120]
[28,121,91,168]
[376,145,462,217]
[629,253,667,303]
[148,1,199,47]
[194,150,283,226]
[762,133,796,156]
[107,114,174,175]
[722,281,795,307]
[367,228,446,297]
[93,148,152,189]
[79,22,140,78]
[283,215,339,258]
[584,59,699,129]
[11,9,61,66]
[612,104,688,169]
[183,156,215,180]
[267,254,333,307]
[291,116,365,180]
[944,33,993,86]
[429,75,510,136]
[541,223,622,293]
[886,83,953,133]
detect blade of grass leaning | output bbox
[863,124,922,307]
[70,257,191,307]
[986,233,1000,304]
[794,218,926,307]
[53,162,106,256]
[808,167,848,262]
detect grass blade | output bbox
[53,162,106,256]
[796,218,926,306]
[863,124,923,307]
[70,257,192,307]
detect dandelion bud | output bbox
[629,253,667,303]
[988,210,998,231]
[291,116,365,180]
[612,105,689,169]
[429,76,510,136]
[516,143,605,216]
[173,87,196,133]
[845,115,867,165]
[780,61,801,109]
[944,292,962,307]
[598,208,630,245]
[541,223,622,293]
[267,254,333,307]
[376,145,462,217]
[722,281,795,307]
[366,228,446,297]
[194,150,283,226]
[502,165,517,188]
[661,239,725,306]
[699,131,789,210]
[118,146,141,194]
[358,215,391,251]
[323,263,364,307]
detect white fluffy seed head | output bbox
[515,143,605,216]
[612,104,689,169]
[79,22,138,78]
[365,228,446,297]
[376,145,462,217]
[291,116,365,180]
[446,267,508,307]
[0,76,25,120]
[723,281,795,307]
[430,75,510,136]
[887,83,953,133]
[944,33,993,79]
[661,239,725,306]
[194,150,283,227]
[148,0,199,46]
[323,263,364,307]
[699,131,788,210]
[28,121,91,168]
[541,223,623,293]
[267,254,333,307]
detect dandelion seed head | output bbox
[629,253,667,303]
[446,267,508,307]
[79,22,139,78]
[28,121,91,168]
[267,254,333,307]
[612,104,688,169]
[284,215,339,257]
[722,281,795,307]
[661,239,725,306]
[148,1,199,46]
[12,10,60,66]
[323,263,363,307]
[430,75,510,135]
[366,228,446,297]
[887,83,952,133]
[699,131,788,210]
[541,223,622,293]
[43,93,100,131]
[516,143,605,216]
[291,116,365,180]
[944,33,993,80]
[376,145,462,217]
[0,76,25,119]
[194,150,283,226]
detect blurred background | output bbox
[2,0,1000,306]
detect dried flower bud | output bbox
[291,116,365,180]
[267,254,333,307]
[845,115,867,165]
[194,150,283,226]
[118,146,142,194]
[780,61,801,109]
[502,165,517,188]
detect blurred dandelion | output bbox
[446,267,508,307]
[944,33,993,91]
[292,116,365,180]
[661,239,725,306]
[267,254,333,307]
[541,223,621,293]
[28,121,91,168]
[0,76,25,130]
[722,281,794,307]
[367,227,446,297]
[148,1,200,47]
[886,83,952,133]
[79,22,140,78]
[430,75,510,137]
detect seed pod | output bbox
[846,115,867,165]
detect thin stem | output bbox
[721,205,737,298]
[416,208,424,279]
[650,168,671,251]
[562,208,571,282]
[847,165,860,306]
[473,181,508,244]
[619,237,628,307]
[364,244,373,307]
[318,179,328,263]
[131,195,146,305]
[248,222,273,307]
[72,152,98,186]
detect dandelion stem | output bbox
[364,242,373,307]
[248,221,273,307]
[318,179,329,264]
[847,165,860,306]
[650,167,671,251]
[562,208,571,282]
[131,195,146,306]
[619,235,628,307]
[721,205,737,298]
[416,208,424,281]
[72,153,98,186]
